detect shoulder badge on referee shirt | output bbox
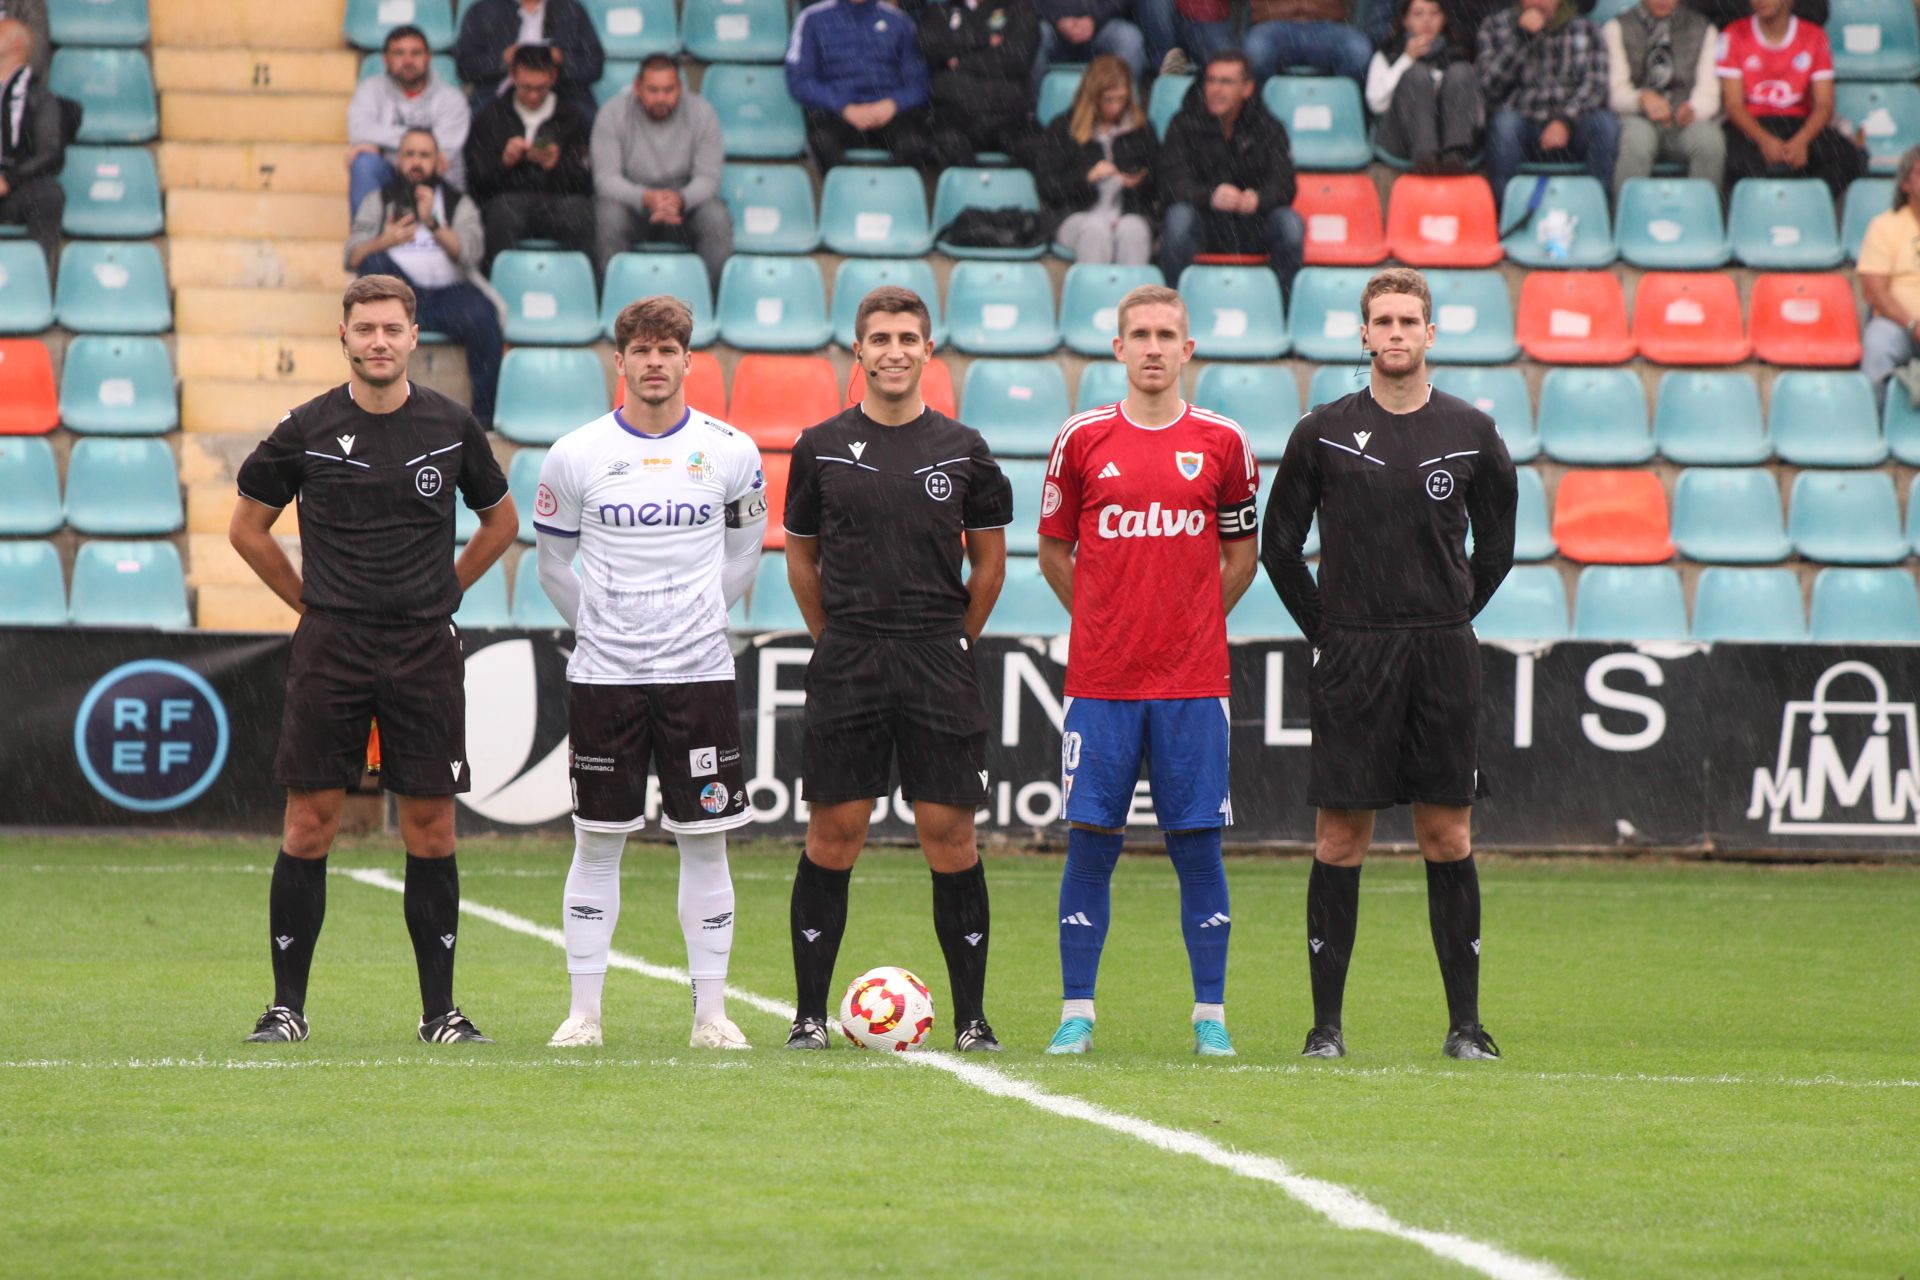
[1175,451,1204,481]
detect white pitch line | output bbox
[344,867,1572,1280]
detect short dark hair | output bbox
[1361,266,1432,325]
[639,53,678,77]
[854,286,932,342]
[1204,50,1255,83]
[383,24,428,52]
[614,296,694,352]
[511,44,558,75]
[399,125,438,152]
[343,274,417,323]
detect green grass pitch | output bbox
[2,834,1916,1279]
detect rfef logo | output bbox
[72,660,230,812]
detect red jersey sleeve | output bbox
[1211,421,1260,541]
[1038,420,1083,542]
[1808,23,1835,79]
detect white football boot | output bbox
[689,1017,751,1049]
[549,1015,603,1047]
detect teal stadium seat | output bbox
[1286,266,1373,362]
[506,447,547,542]
[1788,469,1910,563]
[1835,82,1920,172]
[1227,583,1306,639]
[1769,371,1886,467]
[1306,362,1370,408]
[1728,178,1845,269]
[0,540,66,624]
[1670,467,1791,562]
[490,250,600,344]
[510,560,572,627]
[494,348,610,446]
[717,254,832,350]
[64,437,182,534]
[831,258,944,347]
[933,168,1045,260]
[345,0,454,49]
[455,495,480,541]
[358,51,459,83]
[1810,566,1920,640]
[1842,177,1895,260]
[720,164,819,255]
[1905,474,1920,550]
[55,241,170,333]
[59,147,163,238]
[0,240,54,333]
[58,336,176,435]
[946,261,1060,355]
[1149,73,1191,138]
[1075,361,1128,411]
[704,64,804,159]
[1587,0,1638,23]
[1060,263,1163,356]
[683,0,789,62]
[1614,178,1730,269]
[1472,565,1570,640]
[69,540,189,629]
[1692,567,1808,641]
[1884,381,1920,463]
[48,0,151,45]
[0,436,61,534]
[1177,265,1289,359]
[1261,77,1369,170]
[1037,67,1085,126]
[1431,365,1539,461]
[1513,467,1554,561]
[600,252,715,346]
[819,166,932,257]
[1573,565,1689,640]
[452,547,512,629]
[49,47,157,143]
[747,552,806,630]
[985,556,1072,635]
[960,359,1071,458]
[584,0,680,58]
[1828,0,1920,79]
[1653,371,1769,464]
[594,60,639,105]
[1538,367,1654,464]
[1193,364,1299,428]
[1426,269,1519,364]
[1500,176,1616,268]
[999,460,1049,554]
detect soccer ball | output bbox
[838,966,936,1052]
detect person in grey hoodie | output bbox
[346,24,472,211]
[592,55,733,289]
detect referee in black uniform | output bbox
[1261,266,1518,1061]
[229,275,518,1045]
[781,286,1014,1053]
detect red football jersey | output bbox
[1037,401,1259,699]
[1717,16,1833,119]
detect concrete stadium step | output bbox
[183,377,338,433]
[153,0,348,51]
[186,532,302,588]
[160,142,350,195]
[187,484,299,536]
[154,49,359,96]
[167,191,347,241]
[170,237,350,291]
[178,335,349,384]
[162,94,349,145]
[176,287,340,336]
[195,584,301,633]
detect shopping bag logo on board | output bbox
[1748,661,1920,836]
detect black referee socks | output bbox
[1424,855,1482,1029]
[790,854,850,1022]
[1306,860,1361,1030]
[269,850,327,1014]
[931,860,990,1028]
[403,853,461,1021]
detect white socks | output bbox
[1193,1002,1225,1025]
[1062,998,1095,1023]
[563,825,626,1022]
[676,830,735,1026]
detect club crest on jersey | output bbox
[1175,451,1204,481]
[686,451,715,480]
[1041,480,1063,517]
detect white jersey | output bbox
[534,406,765,684]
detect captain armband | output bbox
[1216,495,1258,538]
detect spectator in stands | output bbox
[1691,0,1824,34]
[1476,0,1618,198]
[465,45,593,273]
[456,0,605,121]
[1717,0,1864,199]
[1135,0,1254,76]
[347,25,471,213]
[346,128,505,428]
[0,18,61,279]
[787,0,965,171]
[1856,146,1920,406]
[1243,0,1374,85]
[918,0,1041,163]
[1439,0,1599,50]
[1033,54,1157,264]
[0,1,48,79]
[1606,0,1722,191]
[1158,52,1304,299]
[592,55,732,289]
[1367,0,1481,173]
[1033,0,1149,87]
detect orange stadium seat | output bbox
[1748,273,1864,367]
[730,355,839,450]
[611,351,728,420]
[1631,272,1751,365]
[1383,175,1502,267]
[1552,470,1675,564]
[1516,270,1635,364]
[759,450,791,549]
[0,339,58,434]
[1293,175,1387,266]
[846,357,958,418]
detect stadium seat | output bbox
[1728,179,1846,269]
[1306,362,1370,409]
[584,0,680,58]
[717,254,832,350]
[69,540,189,629]
[1285,266,1375,362]
[0,338,56,434]
[986,556,1072,636]
[759,449,789,548]
[64,437,181,535]
[1429,366,1538,461]
[1789,469,1909,563]
[703,64,805,159]
[819,166,932,258]
[1471,565,1570,641]
[1261,76,1370,170]
[1770,371,1886,467]
[0,437,61,534]
[452,549,512,630]
[1293,174,1387,265]
[1886,388,1920,464]
[1552,469,1674,563]
[1835,82,1920,172]
[1148,73,1190,138]
[1075,361,1128,413]
[831,258,943,348]
[593,59,640,105]
[686,350,725,417]
[1193,364,1300,429]
[0,540,66,625]
[1842,177,1895,260]
[1653,371,1770,464]
[1516,270,1635,364]
[946,261,1060,355]
[506,448,545,542]
[1614,177,1730,269]
[455,496,480,542]
[1670,467,1791,563]
[720,164,819,255]
[1508,466,1555,561]
[1425,269,1519,364]
[345,0,454,48]
[1177,265,1288,359]
[1227,581,1306,639]
[846,357,958,417]
[1573,565,1689,640]
[59,147,163,238]
[600,252,715,346]
[491,250,600,345]
[997,460,1048,554]
[933,168,1046,259]
[494,347,610,446]
[1809,566,1920,640]
[510,561,572,628]
[1384,175,1502,267]
[683,0,789,61]
[1036,67,1085,125]
[1631,272,1751,365]
[730,354,839,450]
[1538,367,1654,465]
[1906,474,1920,552]
[49,0,151,45]
[1060,264,1163,356]
[746,551,805,629]
[0,240,54,334]
[49,47,157,142]
[1829,0,1920,79]
[58,336,174,436]
[1500,175,1616,269]
[54,241,170,334]
[359,50,460,83]
[1691,567,1808,641]
[960,359,1071,458]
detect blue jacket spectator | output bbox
[786,0,963,170]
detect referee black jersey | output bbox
[236,383,509,626]
[1261,387,1517,638]
[783,405,1015,638]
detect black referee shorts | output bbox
[275,612,468,796]
[568,680,751,833]
[1308,622,1488,810]
[801,628,989,808]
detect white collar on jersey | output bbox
[1116,398,1189,431]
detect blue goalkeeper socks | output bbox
[1058,828,1124,1000]
[1167,828,1230,1004]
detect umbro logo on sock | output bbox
[1098,461,1121,479]
[1471,939,1481,955]
[568,905,603,919]
[1198,912,1231,928]
[702,912,733,929]
[440,934,456,949]
[801,929,821,942]
[275,935,294,951]
[964,932,983,946]
[1310,937,1325,954]
[1061,911,1094,927]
